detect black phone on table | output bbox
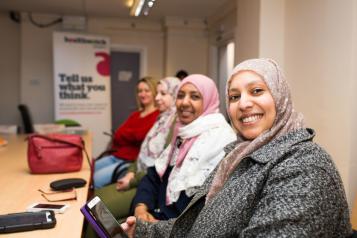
[0,210,56,233]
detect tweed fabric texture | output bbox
[135,128,351,238]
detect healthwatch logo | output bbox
[64,36,107,45]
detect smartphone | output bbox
[0,211,56,233]
[83,196,128,238]
[27,203,69,214]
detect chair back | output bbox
[18,104,34,134]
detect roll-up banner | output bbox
[53,32,111,157]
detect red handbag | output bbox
[27,134,90,174]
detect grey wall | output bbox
[0,12,20,125]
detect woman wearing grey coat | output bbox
[122,58,352,237]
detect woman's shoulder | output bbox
[271,130,342,185]
[141,109,160,119]
[128,110,141,118]
[286,129,333,166]
[252,128,339,179]
[129,109,160,119]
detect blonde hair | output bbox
[136,76,158,110]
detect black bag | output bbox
[50,178,87,191]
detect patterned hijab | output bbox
[206,58,305,202]
[137,77,181,172]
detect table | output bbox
[0,132,92,237]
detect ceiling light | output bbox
[125,0,134,8]
[130,0,155,17]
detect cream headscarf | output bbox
[206,58,305,202]
[137,77,181,172]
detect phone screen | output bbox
[33,204,65,209]
[89,199,127,238]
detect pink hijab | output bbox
[159,74,220,177]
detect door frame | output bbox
[209,41,235,118]
[110,44,148,79]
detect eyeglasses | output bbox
[38,188,77,202]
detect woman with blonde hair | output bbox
[92,77,181,219]
[93,77,160,189]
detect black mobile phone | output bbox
[0,210,56,233]
[86,196,128,238]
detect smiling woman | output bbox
[228,70,276,140]
[175,83,204,125]
[93,77,160,189]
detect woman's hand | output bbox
[121,216,136,238]
[134,203,158,223]
[116,172,135,191]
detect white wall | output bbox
[235,0,260,64]
[233,0,357,206]
[350,0,357,211]
[87,17,165,80]
[284,0,356,205]
[1,13,209,125]
[0,12,20,125]
[259,0,285,68]
[164,17,209,76]
[256,0,357,206]
[20,14,59,123]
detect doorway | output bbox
[217,41,235,118]
[110,49,142,130]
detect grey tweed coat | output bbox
[135,128,352,237]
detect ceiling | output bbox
[0,0,230,20]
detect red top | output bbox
[111,110,160,162]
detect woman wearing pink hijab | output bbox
[131,74,236,222]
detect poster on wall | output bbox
[53,31,111,157]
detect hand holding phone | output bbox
[27,203,69,214]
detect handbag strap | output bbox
[30,134,92,169]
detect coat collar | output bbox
[247,128,315,164]
[177,128,315,215]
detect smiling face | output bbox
[228,71,276,140]
[176,83,204,125]
[137,81,155,108]
[155,83,174,112]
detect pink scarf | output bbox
[158,74,220,178]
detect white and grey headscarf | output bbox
[137,77,181,172]
[206,58,305,202]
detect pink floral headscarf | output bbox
[206,58,305,202]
